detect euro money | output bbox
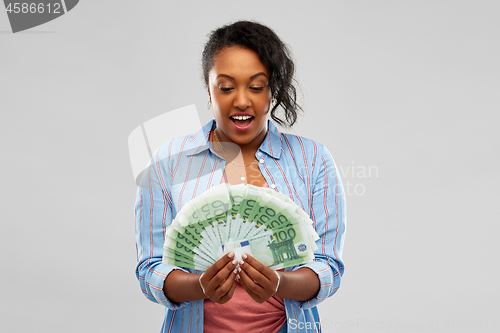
[162,184,320,271]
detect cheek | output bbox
[256,97,271,113]
[212,91,230,105]
[211,95,231,119]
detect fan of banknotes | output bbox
[162,184,319,271]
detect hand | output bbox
[198,252,238,304]
[238,253,281,303]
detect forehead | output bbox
[210,47,268,79]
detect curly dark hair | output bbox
[202,20,302,128]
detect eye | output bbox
[250,86,265,92]
[219,87,233,93]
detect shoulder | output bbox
[279,132,330,163]
[154,121,212,162]
[277,132,339,187]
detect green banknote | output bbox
[163,236,212,270]
[162,184,319,272]
[220,221,315,269]
[163,246,212,271]
[247,194,299,231]
[253,221,315,269]
[191,184,232,223]
[227,184,246,217]
[164,230,215,264]
[162,252,211,271]
[181,201,203,225]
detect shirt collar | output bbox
[185,120,214,156]
[186,119,282,159]
[260,119,283,159]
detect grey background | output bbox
[1,1,499,332]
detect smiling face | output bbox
[208,47,271,152]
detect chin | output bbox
[229,133,255,145]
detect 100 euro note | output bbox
[164,220,224,269]
[166,218,219,263]
[222,187,318,267]
[244,190,313,242]
[163,218,218,270]
[254,187,320,250]
[162,184,320,271]
[163,222,215,270]
[162,237,212,271]
[191,183,232,223]
[221,221,316,269]
[164,213,271,269]
[163,216,237,270]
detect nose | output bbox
[233,89,250,110]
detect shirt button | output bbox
[270,184,276,189]
[257,152,262,156]
[259,158,264,164]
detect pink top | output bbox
[203,281,286,333]
[205,139,286,332]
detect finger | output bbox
[217,270,238,304]
[239,267,265,294]
[239,258,273,290]
[207,258,238,291]
[238,269,264,303]
[241,253,276,281]
[203,252,235,280]
[212,267,237,302]
[200,253,236,294]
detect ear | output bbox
[207,89,213,110]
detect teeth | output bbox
[231,115,252,120]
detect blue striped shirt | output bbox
[134,119,346,332]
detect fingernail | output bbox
[236,274,240,279]
[237,267,241,273]
[228,252,234,258]
[232,259,237,265]
[233,268,238,274]
[239,260,244,266]
[242,253,248,259]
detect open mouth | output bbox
[230,115,254,128]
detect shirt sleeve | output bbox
[134,147,190,310]
[290,143,346,310]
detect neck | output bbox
[213,128,266,156]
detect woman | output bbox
[135,21,346,333]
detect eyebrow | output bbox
[216,72,268,81]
